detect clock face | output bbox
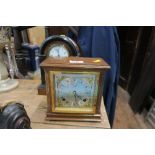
[50,71,100,113]
[49,45,69,58]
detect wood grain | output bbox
[40,57,110,69]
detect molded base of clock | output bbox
[38,84,46,95]
[46,113,101,122]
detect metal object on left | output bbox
[0,26,19,93]
[0,102,31,129]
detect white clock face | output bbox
[49,45,69,58]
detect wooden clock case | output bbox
[40,57,110,122]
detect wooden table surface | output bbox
[0,80,110,129]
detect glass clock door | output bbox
[50,71,100,113]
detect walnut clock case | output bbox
[40,57,110,122]
[38,35,81,95]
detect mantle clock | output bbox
[41,57,110,122]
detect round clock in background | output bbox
[40,35,81,58]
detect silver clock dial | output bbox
[49,45,69,58]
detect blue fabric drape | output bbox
[68,26,120,126]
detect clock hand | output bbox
[73,91,76,96]
[73,91,78,105]
[56,49,60,57]
[58,52,60,57]
[73,90,82,100]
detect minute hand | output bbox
[73,91,82,105]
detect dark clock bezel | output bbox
[40,35,81,57]
[44,41,72,57]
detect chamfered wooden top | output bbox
[40,57,110,69]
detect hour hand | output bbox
[73,91,82,100]
[73,91,76,96]
[73,91,78,105]
[57,49,60,57]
